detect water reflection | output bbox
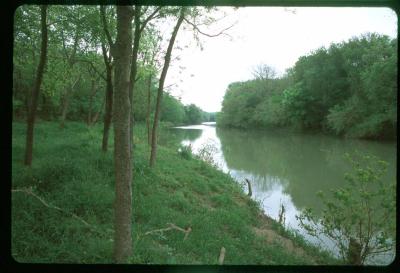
[216,127,396,216]
[170,123,396,264]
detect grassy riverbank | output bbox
[12,121,338,264]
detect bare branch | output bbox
[252,64,277,80]
[139,6,162,34]
[183,17,235,38]
[69,28,80,65]
[144,223,192,240]
[85,60,107,81]
[164,83,176,91]
[60,29,70,61]
[12,187,91,227]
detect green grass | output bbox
[12,121,338,264]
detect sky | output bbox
[162,7,397,112]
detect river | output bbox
[169,122,396,265]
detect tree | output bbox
[327,34,397,139]
[161,94,185,124]
[141,27,163,145]
[14,6,42,121]
[252,63,277,80]
[184,104,202,125]
[129,6,161,155]
[100,5,115,152]
[101,38,114,151]
[57,7,85,129]
[112,6,133,263]
[149,7,185,167]
[297,153,396,265]
[24,5,48,166]
[217,33,396,139]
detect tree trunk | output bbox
[128,5,142,157]
[146,73,152,145]
[102,73,113,151]
[101,42,113,152]
[90,93,105,126]
[347,237,362,265]
[59,88,70,129]
[59,26,80,129]
[59,76,79,129]
[112,6,133,263]
[87,79,97,125]
[24,5,48,166]
[149,8,185,167]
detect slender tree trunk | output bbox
[102,73,113,151]
[59,27,80,129]
[87,80,97,125]
[24,5,48,166]
[146,73,152,145]
[112,6,133,263]
[149,8,185,167]
[128,5,142,157]
[59,87,70,129]
[59,76,79,129]
[90,91,105,126]
[101,42,113,152]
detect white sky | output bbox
[163,7,397,112]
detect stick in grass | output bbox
[218,246,226,265]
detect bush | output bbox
[178,144,193,160]
[297,153,396,265]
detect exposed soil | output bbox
[253,212,318,264]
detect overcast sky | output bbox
[164,7,397,112]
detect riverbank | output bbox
[12,121,338,264]
[216,123,397,142]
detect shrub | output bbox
[296,153,396,265]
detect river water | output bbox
[170,122,396,265]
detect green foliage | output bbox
[13,5,216,128]
[281,83,318,129]
[326,34,397,139]
[178,144,193,160]
[184,104,203,125]
[218,33,397,140]
[161,94,186,125]
[196,141,219,168]
[296,153,396,264]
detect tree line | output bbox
[217,33,397,140]
[13,5,227,263]
[13,6,214,131]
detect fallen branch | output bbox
[12,187,112,234]
[144,223,192,240]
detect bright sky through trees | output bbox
[165,7,397,112]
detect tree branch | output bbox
[69,28,80,66]
[76,58,107,81]
[144,223,192,240]
[100,5,114,48]
[13,187,91,227]
[139,6,162,33]
[183,17,235,38]
[60,29,70,61]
